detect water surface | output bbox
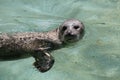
[0,0,120,80]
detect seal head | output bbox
[59,19,85,43]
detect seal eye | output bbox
[62,26,67,31]
[74,26,79,29]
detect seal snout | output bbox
[65,33,77,41]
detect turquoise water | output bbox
[0,0,120,80]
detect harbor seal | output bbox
[0,19,85,72]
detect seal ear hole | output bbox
[80,28,84,34]
[74,26,79,29]
[62,26,67,31]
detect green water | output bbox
[0,0,120,80]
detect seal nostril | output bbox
[66,33,72,36]
[74,26,79,29]
[66,33,75,38]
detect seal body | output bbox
[0,19,85,72]
[0,30,61,59]
[0,30,61,72]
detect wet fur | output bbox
[0,19,85,72]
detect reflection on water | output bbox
[0,0,120,80]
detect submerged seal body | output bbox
[0,19,85,72]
